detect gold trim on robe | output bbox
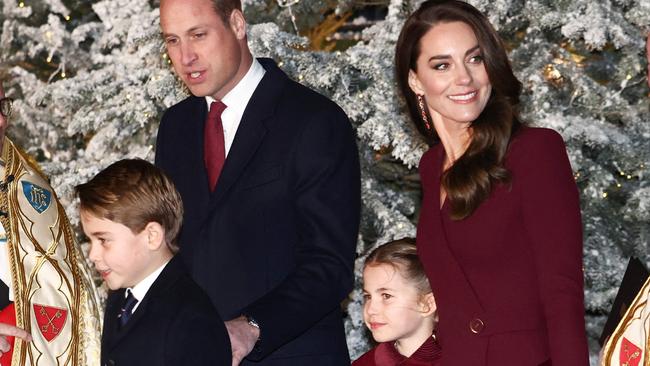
[0,138,102,366]
[602,276,650,366]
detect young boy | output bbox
[76,159,231,366]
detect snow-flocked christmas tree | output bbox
[1,0,648,363]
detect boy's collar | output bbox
[127,259,171,303]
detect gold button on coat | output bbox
[469,318,485,334]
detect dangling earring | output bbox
[416,94,432,132]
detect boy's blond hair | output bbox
[75,159,183,253]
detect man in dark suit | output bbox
[157,0,360,365]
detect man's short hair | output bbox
[75,159,184,253]
[210,0,242,23]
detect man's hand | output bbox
[225,316,259,366]
[0,322,32,357]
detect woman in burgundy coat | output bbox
[394,1,589,365]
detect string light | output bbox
[276,0,300,34]
[602,192,608,198]
[18,2,24,8]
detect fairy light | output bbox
[276,0,300,34]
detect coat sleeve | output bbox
[242,104,361,359]
[154,111,170,170]
[166,305,232,366]
[517,129,589,365]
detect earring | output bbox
[416,94,432,132]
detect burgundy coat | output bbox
[353,337,442,366]
[416,128,589,365]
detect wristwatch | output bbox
[243,313,262,349]
[245,315,260,332]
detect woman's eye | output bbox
[381,293,393,300]
[469,54,484,63]
[362,294,370,301]
[433,63,449,71]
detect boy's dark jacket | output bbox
[101,255,231,366]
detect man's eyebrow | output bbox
[162,25,209,38]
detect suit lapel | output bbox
[103,258,184,352]
[428,146,484,316]
[104,291,151,351]
[209,58,286,207]
[188,97,211,192]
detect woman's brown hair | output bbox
[395,0,523,220]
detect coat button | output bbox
[469,318,485,334]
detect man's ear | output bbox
[419,292,437,317]
[144,222,165,250]
[408,70,425,96]
[229,9,247,40]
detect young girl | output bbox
[353,238,441,366]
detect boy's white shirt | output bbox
[127,259,171,313]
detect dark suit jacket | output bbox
[155,58,360,365]
[101,256,231,366]
[416,128,589,366]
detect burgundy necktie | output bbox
[204,101,227,191]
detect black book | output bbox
[599,257,650,346]
[0,280,9,309]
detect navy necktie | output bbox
[118,289,138,327]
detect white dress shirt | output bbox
[127,259,170,313]
[205,58,266,157]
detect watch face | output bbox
[247,316,260,329]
